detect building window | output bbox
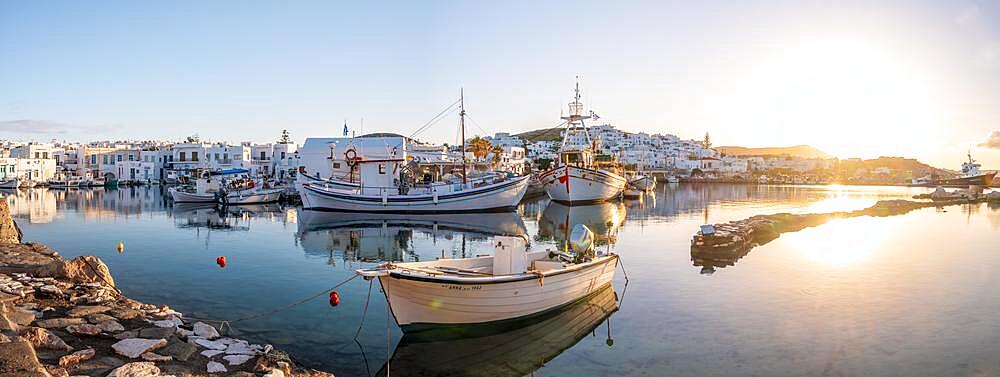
[117,155,122,162]
[128,154,134,161]
[224,153,229,161]
[192,152,199,161]
[260,151,266,160]
[179,152,186,162]
[103,155,108,164]
[42,152,48,159]
[215,153,220,161]
[91,155,97,164]
[280,152,286,159]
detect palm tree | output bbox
[491,145,504,169]
[469,136,491,161]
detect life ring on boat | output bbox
[345,149,360,167]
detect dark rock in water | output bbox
[159,338,198,361]
[0,341,49,376]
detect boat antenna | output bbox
[460,88,467,185]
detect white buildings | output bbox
[0,158,57,182]
[10,143,58,160]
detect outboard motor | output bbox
[569,224,595,262]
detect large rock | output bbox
[0,341,50,377]
[66,305,110,317]
[0,200,22,244]
[57,348,95,367]
[18,327,72,351]
[107,362,161,377]
[35,317,85,329]
[138,326,175,339]
[66,323,101,336]
[193,322,220,339]
[31,256,116,288]
[158,339,198,362]
[111,338,167,359]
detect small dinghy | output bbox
[357,224,618,332]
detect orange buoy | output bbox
[117,242,124,253]
[328,291,340,307]
[216,256,227,268]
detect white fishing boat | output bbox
[300,92,530,213]
[0,179,19,189]
[538,80,627,205]
[47,175,83,188]
[629,174,656,191]
[357,225,618,332]
[169,169,283,204]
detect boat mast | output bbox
[460,88,467,185]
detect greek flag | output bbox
[342,121,349,136]
[590,110,600,120]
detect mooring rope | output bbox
[185,274,360,333]
[353,278,374,340]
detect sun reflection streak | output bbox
[783,217,895,266]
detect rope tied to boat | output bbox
[185,274,360,333]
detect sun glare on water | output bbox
[782,216,896,267]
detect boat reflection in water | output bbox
[538,201,627,247]
[296,210,527,262]
[376,283,620,377]
[170,203,251,231]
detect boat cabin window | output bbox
[562,152,584,165]
[332,162,341,169]
[379,164,386,174]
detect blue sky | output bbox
[2,1,1000,167]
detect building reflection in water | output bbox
[375,283,620,377]
[2,188,58,223]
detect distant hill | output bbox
[516,128,564,142]
[717,145,833,159]
[841,156,954,176]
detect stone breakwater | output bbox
[0,200,333,377]
[692,196,1000,253]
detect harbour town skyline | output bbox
[3,1,1000,168]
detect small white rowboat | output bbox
[358,231,618,332]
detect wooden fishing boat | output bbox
[538,80,627,204]
[357,227,618,332]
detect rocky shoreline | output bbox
[0,201,333,377]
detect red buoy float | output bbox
[328,291,340,307]
[216,256,227,268]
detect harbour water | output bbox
[4,184,999,376]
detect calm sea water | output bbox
[4,184,999,377]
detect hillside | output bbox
[516,127,564,142]
[840,156,953,176]
[717,145,832,159]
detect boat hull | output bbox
[539,165,627,205]
[0,179,18,189]
[630,175,656,191]
[299,176,530,213]
[914,172,998,187]
[379,254,618,331]
[223,189,283,204]
[169,188,217,203]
